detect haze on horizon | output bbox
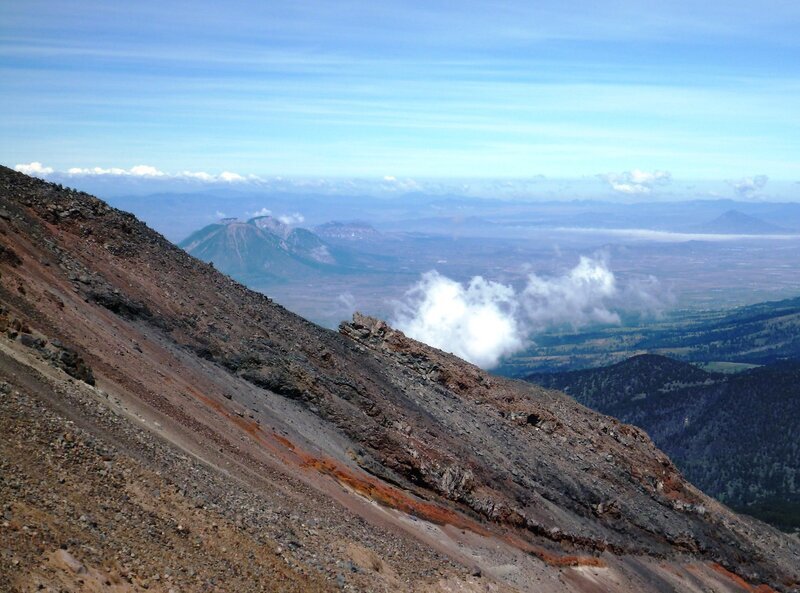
[2,0,800,202]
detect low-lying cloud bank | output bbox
[599,169,671,195]
[553,227,800,241]
[13,162,794,202]
[392,256,667,369]
[14,162,256,183]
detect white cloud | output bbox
[219,171,246,182]
[17,162,256,184]
[66,164,166,177]
[600,169,671,195]
[554,226,798,241]
[392,256,666,369]
[521,256,620,329]
[392,272,523,369]
[14,162,54,176]
[730,175,768,198]
[179,170,214,181]
[278,212,305,225]
[251,207,272,217]
[129,165,165,177]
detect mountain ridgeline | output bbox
[178,216,377,282]
[527,354,800,531]
[2,166,800,593]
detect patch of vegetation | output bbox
[500,296,800,376]
[732,499,800,533]
[526,354,800,532]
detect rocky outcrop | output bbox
[0,307,94,384]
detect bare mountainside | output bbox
[1,165,799,593]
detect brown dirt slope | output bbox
[1,165,799,592]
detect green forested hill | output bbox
[502,296,800,375]
[528,355,800,531]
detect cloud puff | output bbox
[219,171,246,182]
[250,207,272,217]
[278,212,305,225]
[521,256,620,329]
[730,175,768,198]
[392,272,524,368]
[14,162,54,176]
[392,256,665,368]
[129,165,165,177]
[599,169,671,195]
[180,170,215,182]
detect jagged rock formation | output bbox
[1,165,799,593]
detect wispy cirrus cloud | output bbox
[599,169,672,195]
[4,2,800,180]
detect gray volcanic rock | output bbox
[1,165,799,593]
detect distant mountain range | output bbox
[178,216,386,282]
[314,220,381,241]
[695,209,792,235]
[102,188,800,244]
[527,354,800,531]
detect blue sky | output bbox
[2,0,800,195]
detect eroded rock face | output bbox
[1,166,799,593]
[0,308,95,384]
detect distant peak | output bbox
[699,209,789,235]
[249,215,291,238]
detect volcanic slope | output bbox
[178,216,344,280]
[1,165,799,593]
